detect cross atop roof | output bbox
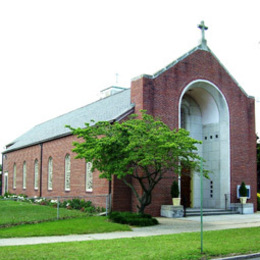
[198,21,208,47]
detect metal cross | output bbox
[198,21,208,44]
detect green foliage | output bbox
[59,198,104,213]
[239,182,247,197]
[67,110,205,213]
[109,211,158,226]
[171,180,179,198]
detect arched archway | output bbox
[179,80,230,208]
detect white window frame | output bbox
[23,161,26,189]
[48,157,53,190]
[13,163,16,189]
[64,154,71,191]
[34,159,39,190]
[86,162,93,192]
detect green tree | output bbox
[67,111,205,214]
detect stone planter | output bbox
[172,198,181,206]
[240,197,247,204]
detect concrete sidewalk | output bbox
[0,213,260,247]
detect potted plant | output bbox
[171,180,180,206]
[239,181,248,204]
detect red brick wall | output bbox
[111,175,132,212]
[2,145,41,197]
[3,135,109,208]
[131,49,257,214]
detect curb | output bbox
[214,252,260,259]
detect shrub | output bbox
[171,180,179,198]
[108,211,158,226]
[70,199,82,210]
[239,182,247,197]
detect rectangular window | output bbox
[13,164,16,189]
[86,162,93,192]
[65,155,71,191]
[48,157,53,190]
[4,172,8,194]
[34,160,39,190]
[23,162,26,189]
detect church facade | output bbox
[1,33,257,215]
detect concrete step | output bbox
[185,208,239,217]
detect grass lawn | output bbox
[0,200,86,226]
[1,227,260,259]
[0,216,131,238]
[0,200,131,238]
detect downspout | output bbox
[108,119,116,212]
[1,153,3,196]
[39,143,43,197]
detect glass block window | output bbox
[48,157,53,190]
[13,163,16,189]
[34,159,39,190]
[65,154,71,191]
[23,161,27,189]
[86,162,93,192]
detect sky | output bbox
[0,0,260,162]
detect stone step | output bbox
[160,205,240,218]
[185,208,239,217]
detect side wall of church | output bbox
[131,49,257,215]
[2,135,109,208]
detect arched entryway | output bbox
[179,80,230,209]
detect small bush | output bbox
[70,199,82,210]
[108,211,158,226]
[239,182,247,197]
[171,180,179,198]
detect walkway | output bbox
[0,213,260,247]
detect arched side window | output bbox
[23,161,27,189]
[4,172,8,194]
[34,159,39,190]
[64,154,71,191]
[13,163,16,189]
[86,162,93,192]
[48,157,53,190]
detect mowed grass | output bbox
[1,227,260,259]
[0,200,86,226]
[0,216,131,238]
[0,200,131,238]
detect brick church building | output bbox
[2,23,257,215]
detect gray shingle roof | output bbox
[4,88,134,153]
